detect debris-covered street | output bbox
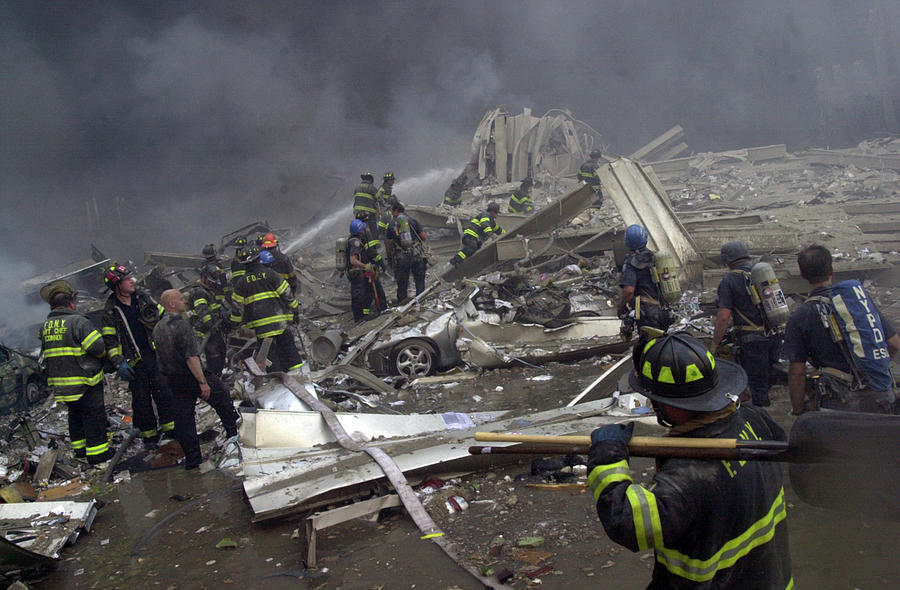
[4,2,900,589]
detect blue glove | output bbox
[590,422,635,446]
[117,360,136,382]
[587,422,634,474]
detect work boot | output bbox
[88,449,115,466]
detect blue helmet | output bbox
[625,224,648,251]
[259,250,275,265]
[350,219,367,236]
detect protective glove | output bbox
[117,360,136,382]
[587,422,634,474]
[363,263,374,273]
[292,309,301,325]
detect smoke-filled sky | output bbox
[0,0,894,281]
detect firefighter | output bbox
[230,237,248,282]
[152,289,240,470]
[710,241,781,407]
[185,267,228,376]
[450,202,504,266]
[39,280,113,465]
[261,232,300,296]
[353,172,380,238]
[347,218,385,322]
[231,248,303,373]
[578,148,604,204]
[201,243,219,264]
[101,263,175,445]
[386,201,428,303]
[617,224,672,339]
[375,171,395,210]
[588,333,792,588]
[507,176,534,214]
[784,244,900,415]
[442,176,465,207]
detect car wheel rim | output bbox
[396,346,432,377]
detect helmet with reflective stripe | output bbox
[233,237,247,248]
[590,148,603,159]
[350,219,366,236]
[262,233,277,248]
[259,250,275,265]
[628,332,746,412]
[383,172,394,181]
[361,172,374,182]
[486,201,500,214]
[244,246,261,262]
[624,224,648,251]
[104,263,131,290]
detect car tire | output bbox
[390,339,437,378]
[24,378,46,406]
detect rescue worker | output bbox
[578,148,604,204]
[353,172,380,238]
[785,244,900,415]
[378,195,397,239]
[39,280,113,465]
[230,237,248,283]
[201,243,219,264]
[185,268,228,376]
[450,202,504,266]
[710,242,781,407]
[375,171,395,210]
[101,263,175,445]
[231,248,303,373]
[617,224,672,339]
[347,218,384,321]
[152,289,239,470]
[507,176,534,214]
[588,332,792,589]
[442,176,465,207]
[261,232,300,295]
[386,201,427,303]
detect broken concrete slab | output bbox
[0,500,98,572]
[629,125,686,162]
[802,148,900,171]
[240,398,624,521]
[746,144,788,163]
[238,408,510,449]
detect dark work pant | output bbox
[349,273,372,321]
[131,352,176,439]
[203,325,227,376]
[636,303,673,332]
[266,330,303,372]
[67,382,109,460]
[394,252,427,302]
[165,372,239,468]
[738,333,781,406]
[451,235,480,265]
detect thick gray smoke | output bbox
[1,1,895,305]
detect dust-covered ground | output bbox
[26,356,900,590]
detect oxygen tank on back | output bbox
[653,252,682,305]
[335,237,348,272]
[750,261,789,331]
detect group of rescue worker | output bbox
[38,227,305,470]
[347,171,430,322]
[601,223,900,587]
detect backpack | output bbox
[809,280,893,391]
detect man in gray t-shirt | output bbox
[152,289,239,470]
